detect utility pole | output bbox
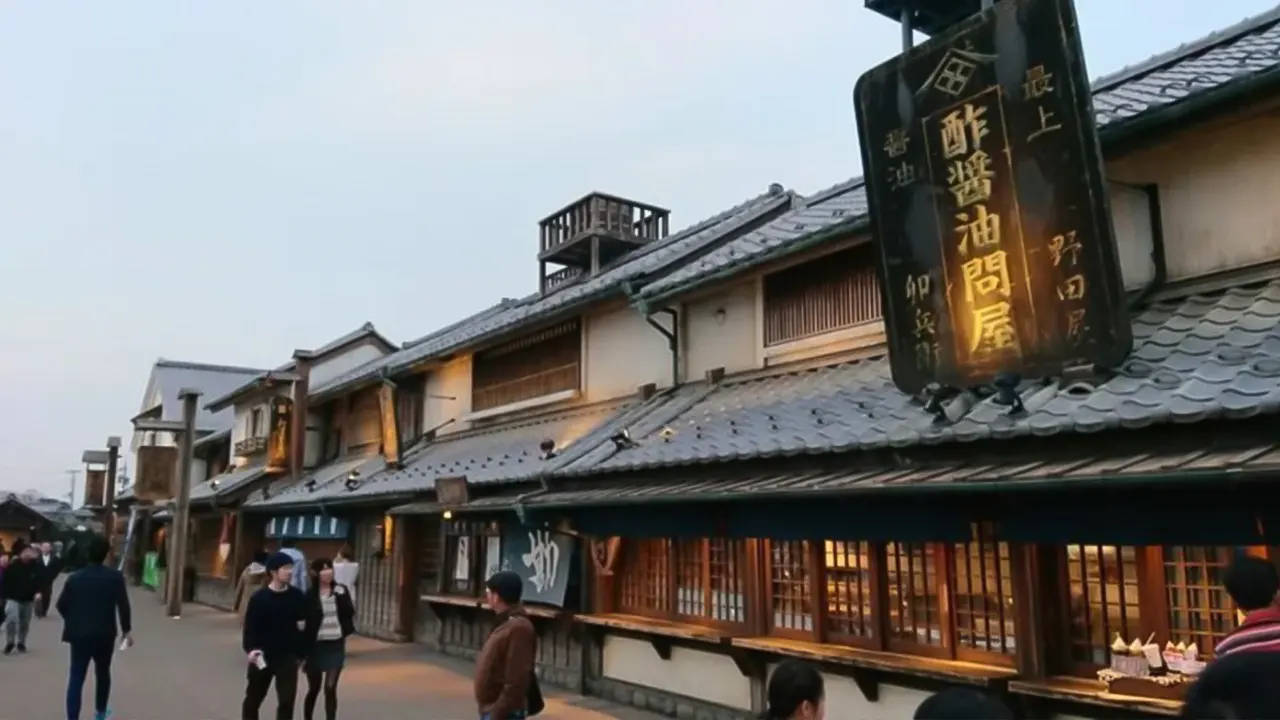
[65,470,80,506]
[104,437,121,538]
[166,388,200,618]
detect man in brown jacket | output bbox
[474,570,538,720]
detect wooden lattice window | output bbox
[886,543,945,652]
[824,540,875,643]
[952,524,1016,658]
[442,519,499,597]
[1064,545,1142,669]
[1163,546,1238,657]
[472,321,581,412]
[763,244,882,347]
[673,538,747,626]
[767,540,815,637]
[618,539,671,618]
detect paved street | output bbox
[2,583,660,720]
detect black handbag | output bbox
[526,670,545,717]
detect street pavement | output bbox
[1,582,662,720]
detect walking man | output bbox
[3,543,42,654]
[57,536,132,720]
[242,552,307,720]
[278,539,308,593]
[474,571,541,720]
[37,541,63,618]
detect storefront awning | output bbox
[264,514,351,540]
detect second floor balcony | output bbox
[235,435,268,457]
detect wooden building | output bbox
[111,5,1280,718]
[0,494,57,551]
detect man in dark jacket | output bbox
[242,552,307,720]
[57,536,132,720]
[35,541,63,618]
[3,543,42,654]
[474,571,538,720]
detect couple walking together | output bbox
[241,552,355,720]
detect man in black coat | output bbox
[57,536,132,720]
[3,543,41,654]
[35,541,63,618]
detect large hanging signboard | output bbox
[266,396,292,473]
[854,0,1131,394]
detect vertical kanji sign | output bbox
[855,0,1131,393]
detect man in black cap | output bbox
[242,551,306,720]
[474,570,539,720]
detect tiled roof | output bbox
[242,455,384,510]
[573,281,1280,474]
[308,187,797,401]
[636,7,1280,303]
[639,179,868,303]
[146,360,267,433]
[189,463,270,504]
[209,322,397,409]
[309,398,656,504]
[461,442,1280,509]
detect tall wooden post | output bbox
[104,437,121,538]
[166,388,201,618]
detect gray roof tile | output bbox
[637,8,1280,303]
[243,455,384,510]
[575,281,1280,474]
[308,188,796,401]
[299,399,654,505]
[189,463,269,503]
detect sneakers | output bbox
[93,709,113,720]
[1,644,12,655]
[15,644,26,653]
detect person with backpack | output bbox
[474,571,543,720]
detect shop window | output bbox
[674,538,747,626]
[952,524,1016,657]
[442,519,499,597]
[824,541,875,643]
[1064,545,1143,668]
[886,542,945,651]
[767,540,814,636]
[618,539,671,618]
[1163,546,1236,655]
[1056,544,1248,674]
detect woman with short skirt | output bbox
[302,558,355,720]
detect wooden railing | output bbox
[539,193,669,254]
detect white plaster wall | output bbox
[584,305,672,401]
[423,358,472,438]
[1108,110,1280,282]
[311,342,386,388]
[682,281,758,381]
[602,635,751,710]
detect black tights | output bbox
[303,668,341,720]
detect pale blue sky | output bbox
[0,1,1274,501]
